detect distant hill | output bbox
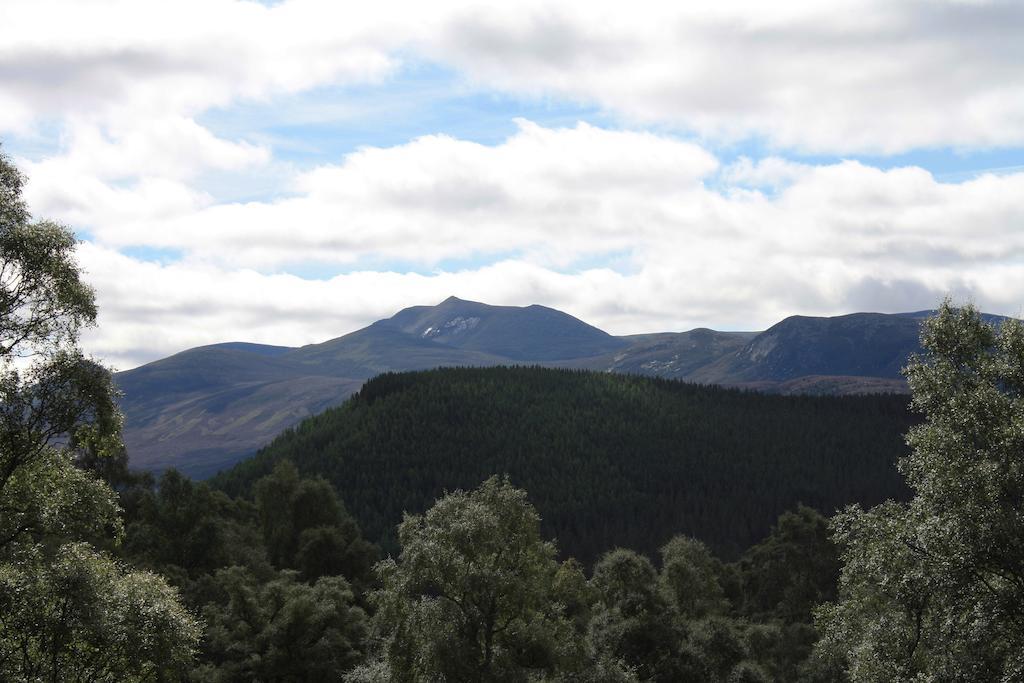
[383,295,628,360]
[117,296,630,476]
[116,297,997,477]
[564,328,757,378]
[689,312,922,384]
[116,344,362,478]
[212,367,915,563]
[279,295,628,373]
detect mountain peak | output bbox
[377,296,628,361]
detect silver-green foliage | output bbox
[817,302,1024,681]
[0,149,200,680]
[0,542,199,681]
[352,475,584,682]
[195,567,367,682]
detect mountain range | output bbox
[115,296,966,477]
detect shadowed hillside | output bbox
[213,367,916,563]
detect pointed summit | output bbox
[380,297,627,361]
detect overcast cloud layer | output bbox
[2,0,1023,368]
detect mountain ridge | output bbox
[116,297,998,477]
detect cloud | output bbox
[722,157,812,190]
[50,118,269,181]
[0,0,402,132]
[3,0,1023,153]
[417,0,1024,153]
[34,123,1024,275]
[841,277,961,314]
[28,121,720,267]
[48,122,1024,369]
[4,2,1023,368]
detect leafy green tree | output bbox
[687,617,749,682]
[817,302,1024,680]
[737,505,839,624]
[254,460,376,584]
[553,556,596,636]
[196,566,367,682]
[0,148,200,679]
[117,461,382,678]
[659,536,729,621]
[588,548,686,682]
[733,507,840,681]
[0,234,123,551]
[727,660,771,683]
[120,468,272,611]
[0,148,122,551]
[0,542,200,682]
[355,475,580,682]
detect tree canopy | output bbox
[354,475,582,681]
[818,301,1024,680]
[0,148,200,681]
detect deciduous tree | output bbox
[196,567,367,682]
[0,148,200,680]
[354,475,580,681]
[817,302,1024,680]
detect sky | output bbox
[2,0,1023,370]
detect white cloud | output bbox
[50,118,269,181]
[3,0,1022,153]
[417,0,1024,153]
[722,157,812,190]
[50,122,1024,369]
[28,121,720,267]
[4,1,1023,369]
[0,0,403,131]
[38,123,1023,276]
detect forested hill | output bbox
[214,367,915,563]
[120,298,964,478]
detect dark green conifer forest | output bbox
[215,367,915,563]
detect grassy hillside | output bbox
[214,367,915,563]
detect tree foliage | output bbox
[356,476,581,682]
[195,567,367,682]
[117,463,378,679]
[0,149,122,554]
[0,542,200,682]
[254,460,377,585]
[588,547,684,681]
[738,505,839,625]
[349,477,841,682]
[0,148,200,680]
[817,302,1024,681]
